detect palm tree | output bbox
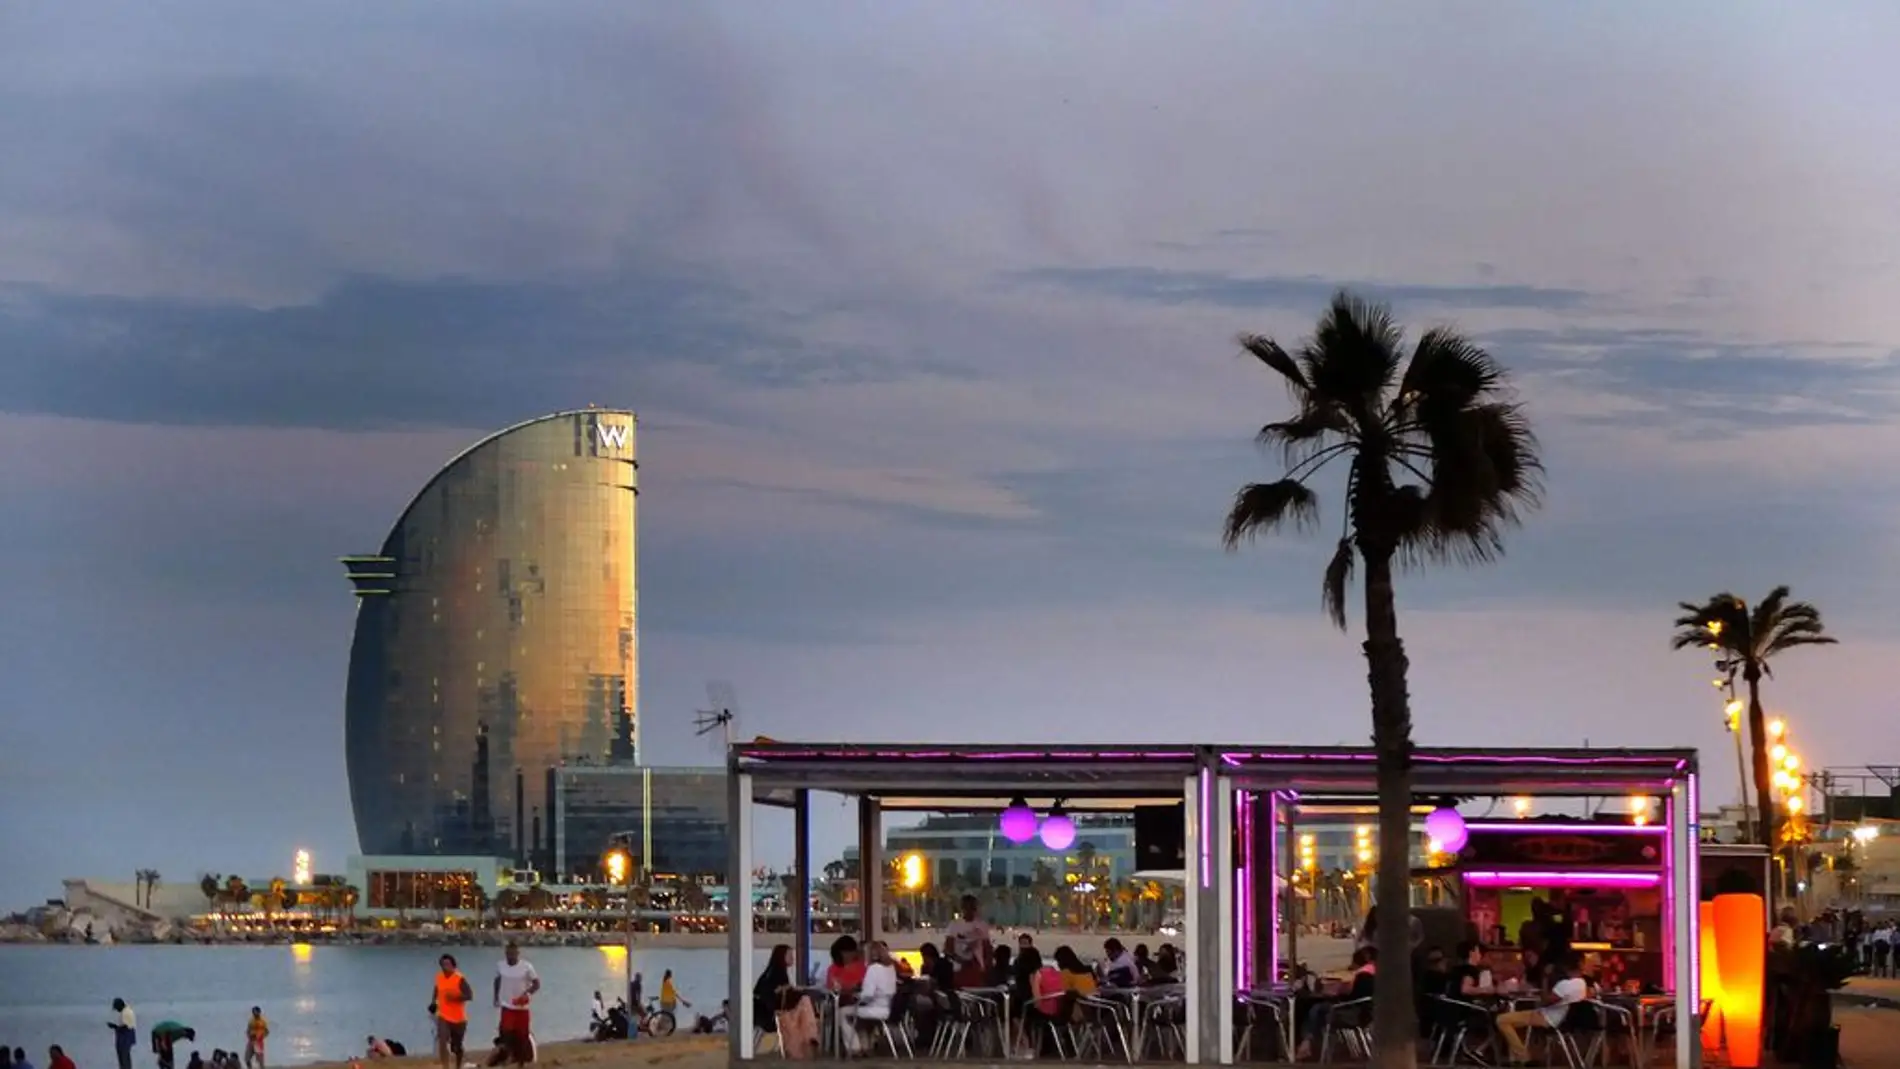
[224,876,249,916]
[145,871,161,910]
[200,874,221,917]
[1672,587,1836,849]
[1223,291,1541,1066]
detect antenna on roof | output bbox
[694,681,738,756]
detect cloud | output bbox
[1015,267,1593,313]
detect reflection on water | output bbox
[0,944,729,1068]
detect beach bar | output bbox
[727,742,1701,1066]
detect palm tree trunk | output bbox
[1744,667,1778,851]
[1362,550,1418,1069]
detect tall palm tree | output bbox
[1223,291,1541,1066]
[1672,587,1836,850]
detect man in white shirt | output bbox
[942,894,991,987]
[109,999,138,1069]
[1495,957,1588,1063]
[493,942,541,1065]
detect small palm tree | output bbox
[200,874,221,916]
[1224,291,1541,1066]
[1672,587,1836,848]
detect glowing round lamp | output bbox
[1040,807,1077,850]
[1000,797,1039,844]
[1425,806,1468,853]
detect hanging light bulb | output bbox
[999,796,1039,844]
[1038,803,1077,851]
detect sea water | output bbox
[0,945,729,1068]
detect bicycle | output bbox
[639,1000,677,1038]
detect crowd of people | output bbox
[753,893,1191,1058]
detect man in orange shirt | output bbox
[430,954,474,1069]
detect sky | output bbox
[7,1,1900,909]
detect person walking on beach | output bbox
[430,954,474,1069]
[109,998,138,1069]
[492,941,540,1066]
[243,1007,269,1069]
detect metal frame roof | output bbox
[731,742,1697,807]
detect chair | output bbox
[1317,997,1373,1064]
[1236,993,1292,1062]
[1075,995,1135,1063]
[1429,995,1497,1066]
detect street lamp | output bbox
[898,853,925,928]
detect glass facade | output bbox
[365,868,483,912]
[552,766,730,881]
[343,410,639,858]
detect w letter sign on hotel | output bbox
[596,423,629,450]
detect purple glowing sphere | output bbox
[1000,800,1039,844]
[1039,812,1077,851]
[1425,806,1469,853]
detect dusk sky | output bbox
[7,2,1900,907]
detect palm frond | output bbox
[1669,594,1750,653]
[1303,291,1406,412]
[1410,402,1544,564]
[1221,479,1320,549]
[1238,333,1310,393]
[1761,592,1837,656]
[1396,327,1505,414]
[1256,407,1351,464]
[1322,538,1355,630]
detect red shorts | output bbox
[499,1009,532,1058]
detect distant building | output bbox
[883,813,1138,889]
[340,409,639,861]
[346,854,515,920]
[551,764,729,881]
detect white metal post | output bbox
[1671,776,1700,1069]
[1215,773,1236,1064]
[1184,773,1202,1064]
[727,772,755,1061]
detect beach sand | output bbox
[306,1036,728,1069]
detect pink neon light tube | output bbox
[1466,822,1663,836]
[1462,870,1661,888]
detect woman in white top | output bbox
[840,942,901,1053]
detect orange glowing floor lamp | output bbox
[1698,902,1724,1051]
[1713,893,1766,1069]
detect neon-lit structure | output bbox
[724,743,1701,1066]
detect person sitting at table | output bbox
[1133,944,1155,981]
[1147,947,1181,985]
[1053,947,1098,997]
[1101,939,1141,988]
[1294,947,1377,1061]
[988,943,1015,989]
[1494,955,1589,1065]
[1014,948,1068,1055]
[840,942,900,1054]
[912,942,957,1049]
[825,936,867,996]
[754,944,794,1041]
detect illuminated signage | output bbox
[596,423,629,451]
